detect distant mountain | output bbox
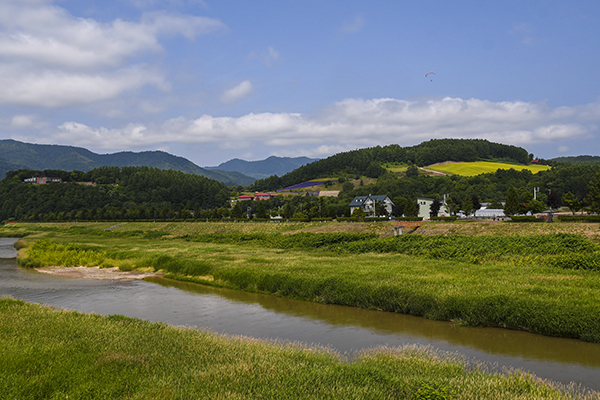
[0,139,255,186]
[206,156,318,179]
[548,155,600,165]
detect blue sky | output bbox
[1,0,599,166]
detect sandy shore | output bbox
[35,266,164,280]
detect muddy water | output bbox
[1,238,599,391]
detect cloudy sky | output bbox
[1,0,600,166]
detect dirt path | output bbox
[35,266,164,280]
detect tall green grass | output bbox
[1,298,594,399]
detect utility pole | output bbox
[534,187,540,200]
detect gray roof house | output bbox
[349,194,394,216]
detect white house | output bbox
[416,197,448,220]
[349,194,394,216]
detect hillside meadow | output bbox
[423,161,551,176]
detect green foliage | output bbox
[0,166,230,221]
[18,239,107,268]
[331,234,597,264]
[510,216,544,222]
[503,186,521,216]
[545,253,600,271]
[588,172,600,214]
[181,232,378,250]
[430,216,457,221]
[557,215,600,222]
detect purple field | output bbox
[277,181,328,191]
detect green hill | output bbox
[0,166,230,221]
[249,139,531,192]
[0,139,254,186]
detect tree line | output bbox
[0,167,230,222]
[2,159,600,223]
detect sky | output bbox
[1,0,600,167]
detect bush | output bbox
[430,216,457,222]
[557,215,600,222]
[510,215,544,222]
[545,252,600,271]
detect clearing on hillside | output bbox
[424,161,550,176]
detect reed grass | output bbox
[1,297,595,400]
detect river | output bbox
[1,238,599,391]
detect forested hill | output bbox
[0,139,255,186]
[547,155,600,165]
[249,139,530,192]
[0,166,231,221]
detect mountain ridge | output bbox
[206,155,318,179]
[0,139,255,186]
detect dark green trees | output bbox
[589,172,600,214]
[503,186,521,216]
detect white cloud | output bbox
[0,65,169,108]
[0,0,225,108]
[10,114,36,129]
[0,3,225,68]
[27,97,598,158]
[220,80,254,103]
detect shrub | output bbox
[557,215,600,222]
[510,215,544,222]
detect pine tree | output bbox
[588,173,600,214]
[504,186,521,216]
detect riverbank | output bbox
[8,221,600,343]
[35,265,164,280]
[1,297,596,399]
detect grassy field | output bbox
[423,161,551,176]
[1,297,596,399]
[7,221,600,343]
[382,162,410,173]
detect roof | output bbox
[349,194,394,207]
[349,196,368,207]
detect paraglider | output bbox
[425,72,435,81]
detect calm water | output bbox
[1,238,599,391]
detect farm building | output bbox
[23,177,62,184]
[349,194,394,216]
[237,193,278,201]
[474,208,506,219]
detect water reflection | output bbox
[149,277,600,368]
